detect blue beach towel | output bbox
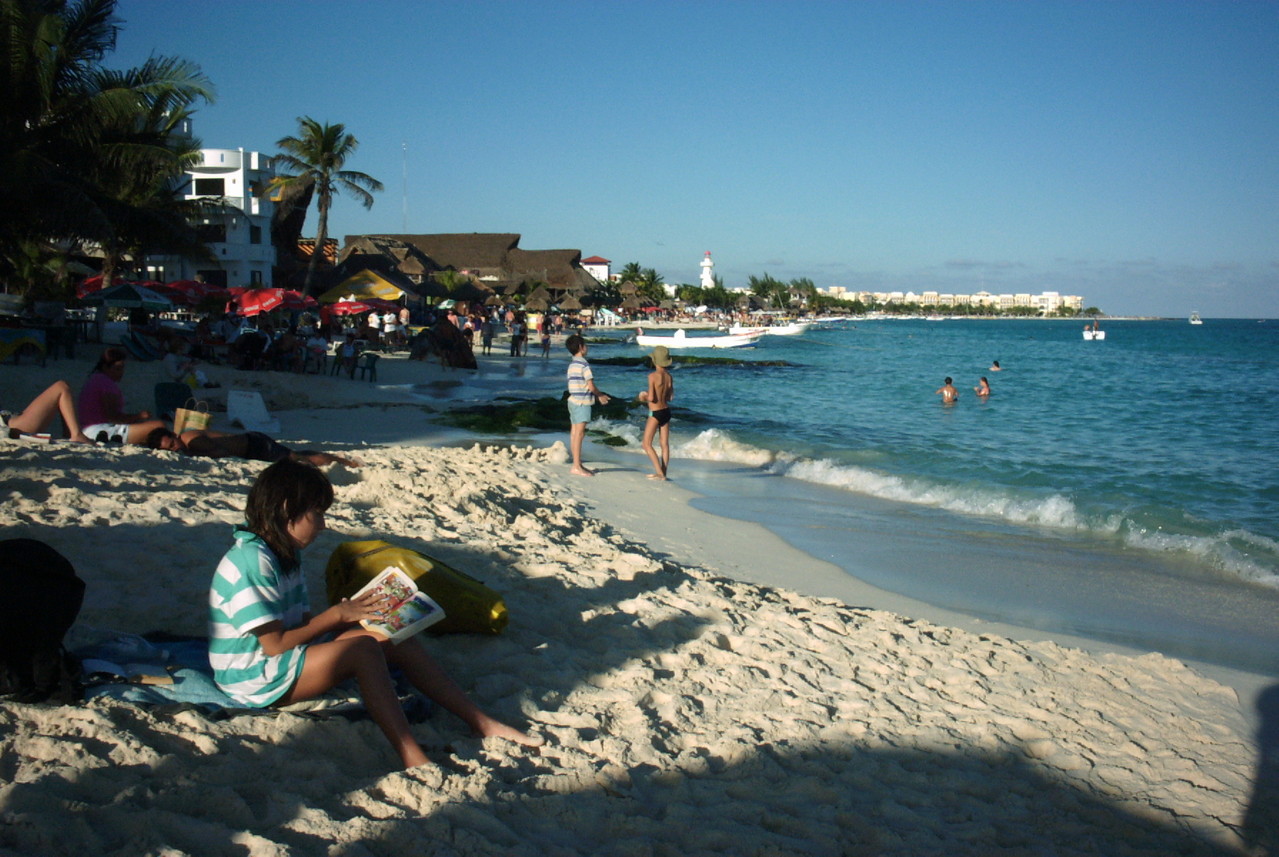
[74,632,430,720]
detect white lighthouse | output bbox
[700,251,715,289]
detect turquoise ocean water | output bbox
[420,318,1279,676]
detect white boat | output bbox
[635,327,761,349]
[1189,311,1203,325]
[728,321,812,336]
[1083,329,1106,340]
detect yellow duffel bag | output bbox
[325,540,508,635]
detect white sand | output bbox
[0,351,1266,856]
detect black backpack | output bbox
[0,539,85,703]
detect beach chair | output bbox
[131,332,166,360]
[226,389,281,434]
[154,382,192,421]
[354,352,379,382]
[118,333,156,362]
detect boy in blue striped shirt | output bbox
[209,459,543,769]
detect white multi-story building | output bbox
[146,132,276,288]
[580,255,611,284]
[817,286,1084,313]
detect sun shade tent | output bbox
[80,282,173,312]
[318,270,405,304]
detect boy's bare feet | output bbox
[476,718,546,748]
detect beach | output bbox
[0,349,1270,856]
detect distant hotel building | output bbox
[820,287,1083,314]
[146,120,276,288]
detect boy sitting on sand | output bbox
[210,459,542,769]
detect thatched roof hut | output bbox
[345,233,603,295]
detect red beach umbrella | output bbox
[235,288,287,316]
[76,275,105,298]
[236,288,314,316]
[280,289,314,311]
[328,300,373,316]
[149,284,187,305]
[167,280,228,303]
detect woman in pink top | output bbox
[78,347,166,444]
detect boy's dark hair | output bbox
[145,426,176,448]
[245,459,333,571]
[565,334,585,355]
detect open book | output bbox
[80,658,174,686]
[352,565,446,643]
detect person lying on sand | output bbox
[209,459,543,769]
[2,380,93,442]
[145,426,362,468]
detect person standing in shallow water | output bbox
[974,377,991,397]
[935,377,958,403]
[641,345,675,481]
[565,334,609,476]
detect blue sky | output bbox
[111,0,1277,317]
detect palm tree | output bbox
[89,57,215,287]
[617,261,644,284]
[0,0,214,296]
[748,273,788,309]
[267,117,383,295]
[617,262,666,305]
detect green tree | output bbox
[0,0,214,297]
[268,117,383,295]
[617,261,665,305]
[789,277,817,309]
[748,273,789,309]
[636,267,665,305]
[617,261,644,284]
[89,59,214,287]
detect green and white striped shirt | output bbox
[208,525,308,707]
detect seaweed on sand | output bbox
[432,393,636,433]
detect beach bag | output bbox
[0,539,84,703]
[173,398,211,434]
[325,540,508,635]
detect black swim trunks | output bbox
[649,408,672,428]
[242,431,292,462]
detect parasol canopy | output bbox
[167,280,229,305]
[319,269,405,303]
[80,282,173,311]
[327,300,373,316]
[235,288,312,317]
